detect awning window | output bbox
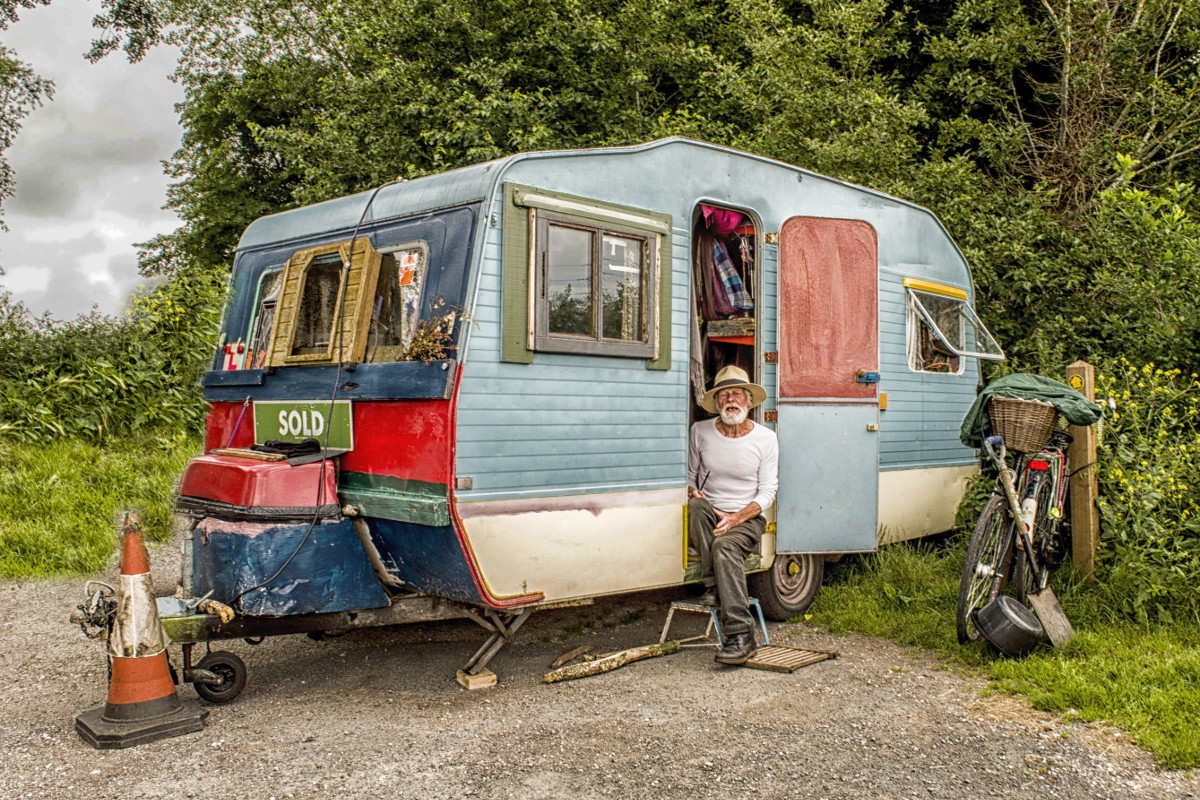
[905,282,1004,361]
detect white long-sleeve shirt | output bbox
[687,418,779,514]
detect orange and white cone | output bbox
[75,517,207,749]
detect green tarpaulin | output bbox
[959,373,1104,448]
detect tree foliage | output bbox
[0,0,53,228]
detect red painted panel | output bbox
[778,217,878,399]
[205,402,256,452]
[205,399,452,484]
[339,400,453,484]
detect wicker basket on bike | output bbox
[986,396,1058,454]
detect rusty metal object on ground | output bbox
[744,645,838,673]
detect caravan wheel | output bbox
[749,554,824,620]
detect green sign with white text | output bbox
[253,400,354,450]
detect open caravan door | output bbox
[776,217,879,554]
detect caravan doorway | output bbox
[689,202,761,425]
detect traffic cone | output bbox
[75,516,207,749]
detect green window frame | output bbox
[502,183,672,369]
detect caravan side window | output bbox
[501,183,672,367]
[534,212,653,357]
[246,268,284,369]
[903,278,1004,373]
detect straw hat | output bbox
[700,365,767,413]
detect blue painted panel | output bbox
[367,518,484,604]
[776,403,879,552]
[192,518,390,616]
[203,359,455,403]
[204,369,265,388]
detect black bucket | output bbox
[973,596,1044,658]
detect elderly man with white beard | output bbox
[687,365,780,665]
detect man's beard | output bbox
[719,405,749,426]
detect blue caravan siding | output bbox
[223,139,986,505]
[454,229,689,500]
[453,140,981,502]
[876,273,981,470]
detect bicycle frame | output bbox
[982,434,1067,594]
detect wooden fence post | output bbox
[1066,360,1099,580]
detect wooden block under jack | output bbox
[456,669,498,690]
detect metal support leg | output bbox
[460,607,534,675]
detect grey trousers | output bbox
[688,497,765,636]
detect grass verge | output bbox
[0,434,201,578]
[806,540,1200,770]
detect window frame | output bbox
[364,240,430,363]
[532,210,655,358]
[244,266,285,370]
[265,238,384,367]
[902,277,1004,374]
[502,183,672,368]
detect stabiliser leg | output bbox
[460,607,534,675]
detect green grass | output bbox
[0,434,201,578]
[807,540,1200,770]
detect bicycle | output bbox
[955,425,1072,645]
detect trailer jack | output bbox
[459,607,534,682]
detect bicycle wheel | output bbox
[956,494,1016,644]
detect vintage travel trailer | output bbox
[171,138,1003,685]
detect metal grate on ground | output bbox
[744,645,838,673]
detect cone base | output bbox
[75,702,207,750]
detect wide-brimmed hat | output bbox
[700,365,767,413]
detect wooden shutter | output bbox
[339,238,384,363]
[265,239,382,367]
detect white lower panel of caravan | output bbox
[458,488,686,602]
[878,464,978,544]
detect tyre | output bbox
[956,494,1015,644]
[749,553,824,621]
[194,651,248,704]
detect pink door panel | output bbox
[778,217,878,399]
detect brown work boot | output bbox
[714,631,757,665]
[697,588,719,607]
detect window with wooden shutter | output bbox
[265,238,384,366]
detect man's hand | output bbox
[712,501,762,536]
[687,486,706,500]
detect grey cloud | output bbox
[3,6,183,218]
[10,267,119,322]
[0,5,183,319]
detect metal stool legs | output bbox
[660,598,770,647]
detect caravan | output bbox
[172,138,1004,686]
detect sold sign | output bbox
[253,400,354,450]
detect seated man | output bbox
[688,365,779,665]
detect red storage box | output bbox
[177,455,339,520]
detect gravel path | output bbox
[2,537,1196,800]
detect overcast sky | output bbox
[0,3,184,320]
